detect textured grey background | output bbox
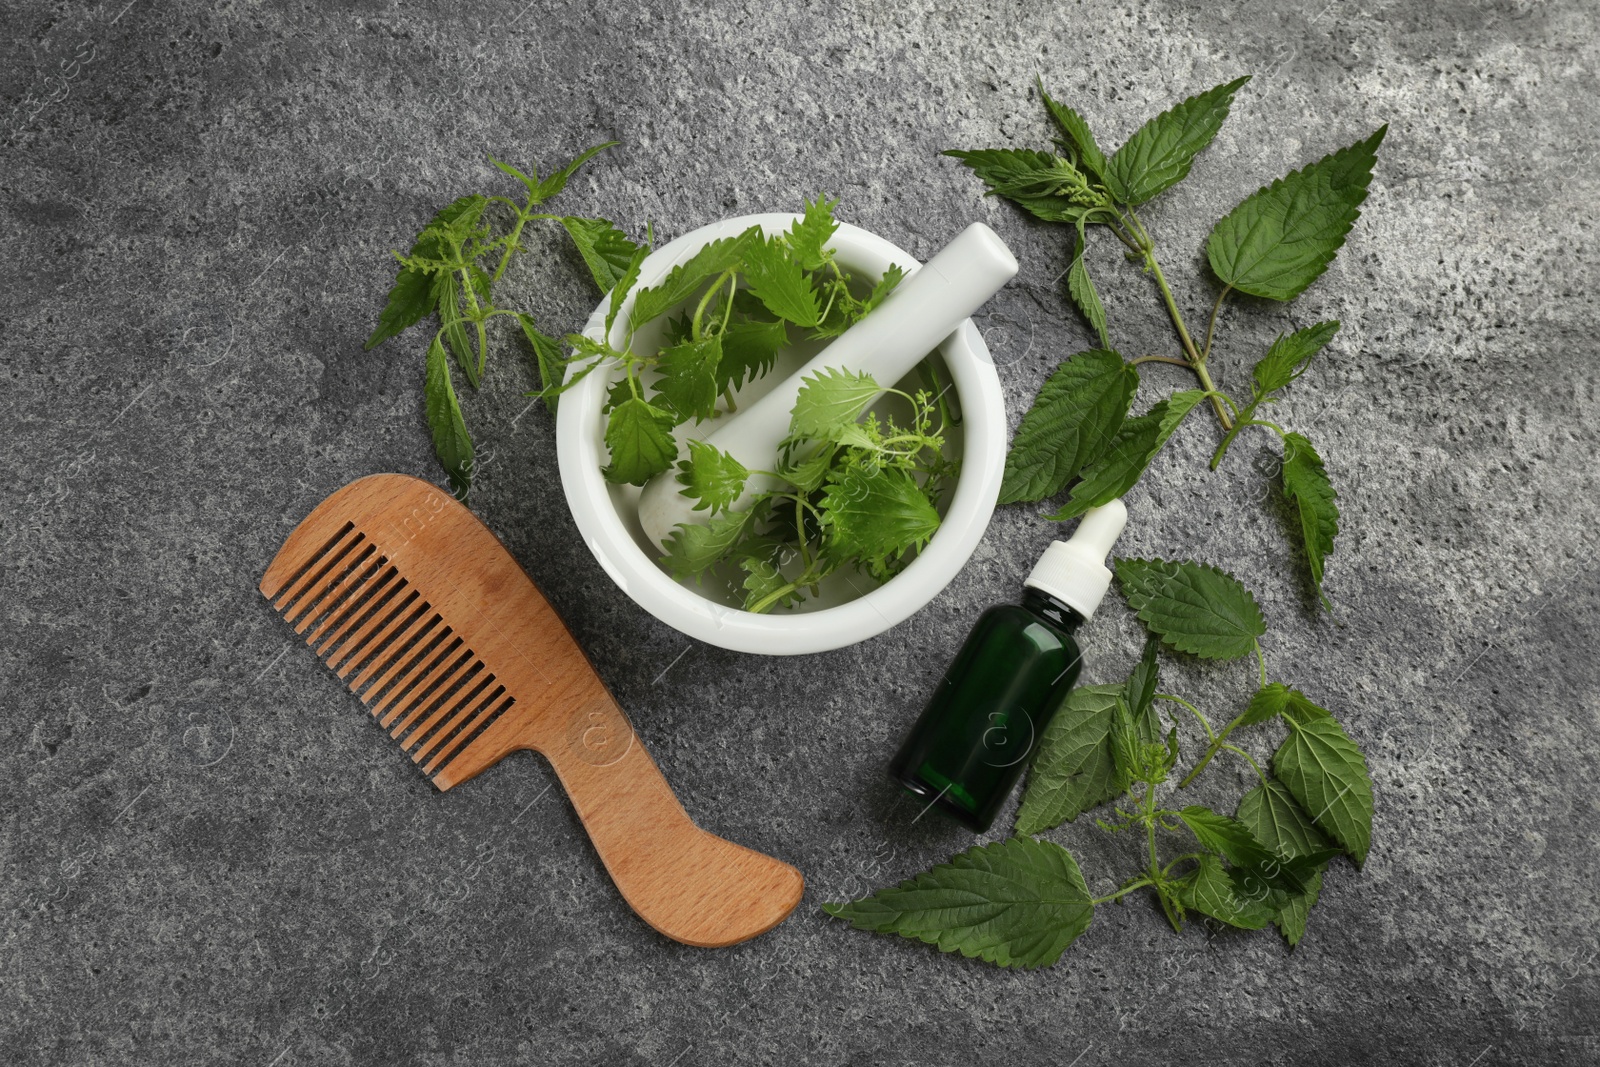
[4,0,1598,1064]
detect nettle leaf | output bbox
[1207,126,1387,301]
[742,235,823,327]
[438,273,480,388]
[654,336,722,422]
[1239,682,1333,729]
[740,552,799,613]
[717,316,788,395]
[1253,320,1340,397]
[1176,853,1276,930]
[1067,220,1110,348]
[943,148,1097,223]
[1238,780,1337,947]
[561,216,641,294]
[1047,390,1206,521]
[1273,715,1374,866]
[602,396,678,485]
[1114,557,1266,660]
[777,443,836,494]
[857,265,908,319]
[660,507,756,581]
[424,337,474,501]
[1124,635,1163,745]
[1178,806,1307,895]
[1281,431,1340,608]
[786,195,840,271]
[789,367,880,440]
[1015,684,1124,835]
[998,351,1137,505]
[675,439,748,515]
[822,836,1095,970]
[1039,80,1107,178]
[606,242,649,335]
[365,265,438,350]
[1238,780,1332,861]
[516,313,566,415]
[630,227,758,330]
[532,141,618,203]
[820,466,941,568]
[1105,76,1250,206]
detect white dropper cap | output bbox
[1023,499,1128,620]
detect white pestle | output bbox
[638,222,1019,550]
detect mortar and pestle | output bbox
[556,215,1018,655]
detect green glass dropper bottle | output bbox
[888,499,1129,832]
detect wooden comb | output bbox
[258,473,803,947]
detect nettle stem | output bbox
[1117,207,1235,433]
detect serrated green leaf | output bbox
[1207,126,1386,301]
[739,551,799,613]
[742,234,823,327]
[653,335,722,422]
[717,315,788,396]
[489,155,536,192]
[1124,634,1162,744]
[675,439,748,515]
[776,443,837,493]
[561,217,641,294]
[1113,557,1267,660]
[424,336,474,501]
[659,507,757,581]
[859,263,906,318]
[532,141,618,203]
[516,313,566,415]
[1067,220,1110,348]
[1281,432,1340,609]
[1178,805,1308,895]
[1274,715,1374,866]
[822,836,1094,970]
[1237,780,1336,947]
[1272,870,1322,946]
[1108,695,1144,793]
[1239,682,1332,729]
[1238,780,1332,862]
[1105,77,1250,206]
[789,367,880,440]
[998,351,1137,505]
[606,242,649,336]
[943,148,1099,223]
[820,465,941,569]
[602,396,678,485]
[365,265,438,350]
[1015,684,1124,835]
[1039,80,1108,179]
[1253,320,1340,397]
[1047,390,1207,520]
[629,227,758,331]
[438,273,479,388]
[1175,853,1277,930]
[786,195,839,271]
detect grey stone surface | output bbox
[3,0,1598,1063]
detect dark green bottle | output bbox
[889,500,1128,832]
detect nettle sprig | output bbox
[948,77,1384,608]
[825,558,1374,968]
[365,142,637,500]
[825,77,1383,967]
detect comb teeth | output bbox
[262,523,517,785]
